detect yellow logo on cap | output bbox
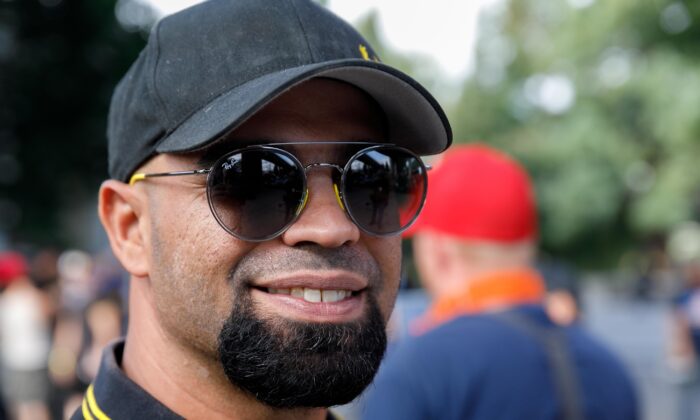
[359,44,380,62]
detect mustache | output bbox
[229,244,381,287]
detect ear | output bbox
[412,232,454,297]
[98,180,149,278]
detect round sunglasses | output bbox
[129,142,429,241]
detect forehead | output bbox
[196,78,388,164]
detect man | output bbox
[73,1,451,419]
[362,145,638,420]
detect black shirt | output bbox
[71,340,183,420]
[71,340,340,420]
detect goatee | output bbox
[217,294,387,408]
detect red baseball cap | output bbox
[0,251,28,286]
[404,144,537,242]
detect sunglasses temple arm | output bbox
[129,169,210,186]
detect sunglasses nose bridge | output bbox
[301,162,346,212]
[303,162,344,174]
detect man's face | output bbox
[139,78,402,407]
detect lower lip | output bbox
[250,288,365,322]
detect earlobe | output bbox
[98,180,149,278]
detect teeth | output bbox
[268,287,352,303]
[304,288,322,303]
[322,290,338,302]
[322,290,344,303]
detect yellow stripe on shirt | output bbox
[86,384,112,420]
[81,397,95,420]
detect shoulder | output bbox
[419,311,527,344]
[561,324,639,415]
[376,310,544,385]
[409,306,555,359]
[362,309,551,419]
[567,324,635,381]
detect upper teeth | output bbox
[267,288,352,303]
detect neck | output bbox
[123,278,328,420]
[413,268,545,334]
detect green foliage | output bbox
[448,0,700,267]
[0,0,147,246]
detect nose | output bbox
[281,170,360,248]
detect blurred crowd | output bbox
[4,243,699,419]
[3,147,700,419]
[0,248,126,420]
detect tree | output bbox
[0,0,149,247]
[449,0,700,267]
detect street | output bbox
[582,279,681,420]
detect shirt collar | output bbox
[81,339,341,420]
[411,268,546,335]
[80,339,183,420]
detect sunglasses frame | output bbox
[129,141,429,241]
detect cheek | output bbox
[151,194,223,283]
[367,236,402,322]
[147,191,255,347]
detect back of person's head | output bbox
[405,144,538,295]
[0,251,28,287]
[407,143,536,242]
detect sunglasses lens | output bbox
[207,149,305,240]
[342,147,427,235]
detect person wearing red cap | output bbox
[362,145,639,420]
[0,252,51,420]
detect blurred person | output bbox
[26,248,69,419]
[56,250,96,315]
[633,236,671,300]
[72,1,452,419]
[0,251,51,420]
[537,255,581,326]
[91,250,129,308]
[49,310,85,420]
[666,222,700,420]
[668,262,700,420]
[48,250,127,418]
[362,145,638,420]
[29,248,61,297]
[48,250,98,419]
[78,296,123,385]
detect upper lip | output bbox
[251,270,368,291]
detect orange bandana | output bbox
[411,269,545,335]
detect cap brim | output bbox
[155,59,451,155]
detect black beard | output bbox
[217,293,387,409]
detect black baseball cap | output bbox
[108,0,453,182]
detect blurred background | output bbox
[1,0,699,418]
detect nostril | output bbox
[293,241,317,248]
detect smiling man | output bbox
[72,0,451,419]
